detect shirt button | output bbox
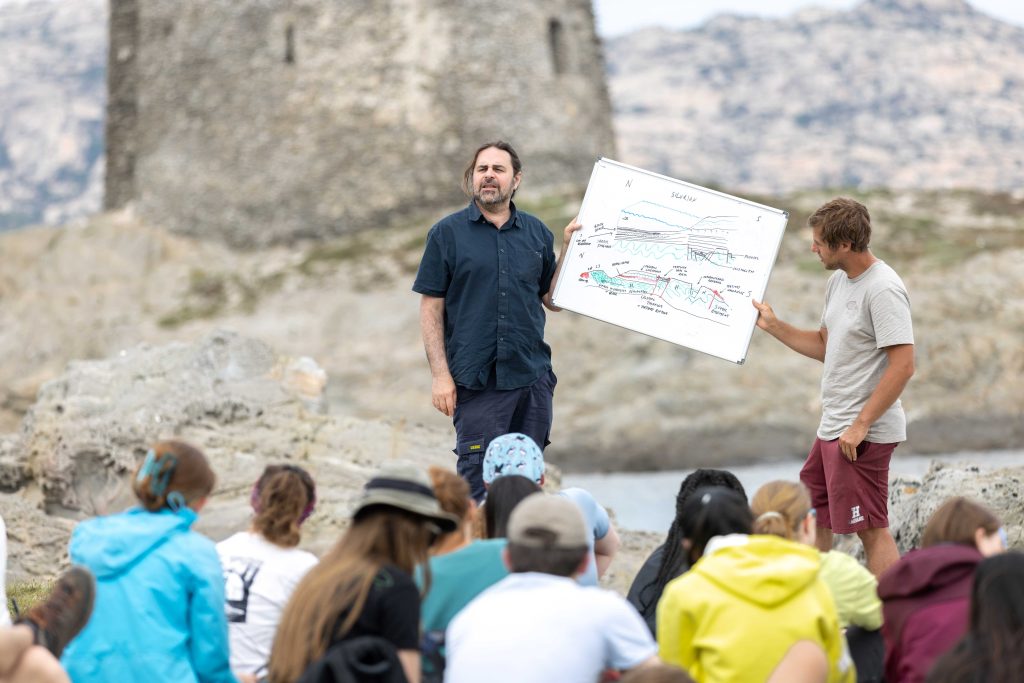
[499,337,504,341]
[499,249,505,253]
[501,292,506,296]
[500,315,505,319]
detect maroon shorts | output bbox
[799,437,897,534]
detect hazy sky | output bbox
[592,0,1024,36]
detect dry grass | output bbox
[6,578,54,621]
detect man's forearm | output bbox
[420,297,451,379]
[764,321,827,362]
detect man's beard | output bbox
[474,183,512,209]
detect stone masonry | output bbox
[105,0,616,246]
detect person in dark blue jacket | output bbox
[61,440,238,683]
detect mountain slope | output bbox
[606,0,1024,193]
[0,0,105,230]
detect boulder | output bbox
[0,331,455,580]
[888,461,1024,552]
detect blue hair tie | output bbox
[137,449,177,497]
[166,491,187,512]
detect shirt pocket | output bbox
[515,249,544,284]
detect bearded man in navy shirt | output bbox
[413,141,579,501]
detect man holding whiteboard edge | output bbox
[752,198,914,577]
[413,140,580,501]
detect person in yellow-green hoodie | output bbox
[657,486,855,683]
[752,481,883,682]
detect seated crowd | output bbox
[0,435,1019,683]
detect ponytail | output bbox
[750,481,811,540]
[252,464,316,547]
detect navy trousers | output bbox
[452,369,556,502]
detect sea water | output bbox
[563,449,1024,533]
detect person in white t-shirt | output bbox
[217,464,319,676]
[445,493,658,683]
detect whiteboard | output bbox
[552,158,788,364]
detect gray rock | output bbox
[0,331,459,581]
[888,461,1024,552]
[0,329,667,594]
[0,494,74,584]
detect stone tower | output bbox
[105,0,616,246]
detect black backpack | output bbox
[295,636,408,683]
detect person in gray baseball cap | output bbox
[445,493,658,683]
[268,461,458,683]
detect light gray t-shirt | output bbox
[819,260,914,443]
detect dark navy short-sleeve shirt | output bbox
[413,201,557,390]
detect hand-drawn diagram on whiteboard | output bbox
[552,159,788,364]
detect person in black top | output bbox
[413,140,580,502]
[626,469,746,636]
[268,463,459,683]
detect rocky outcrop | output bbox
[0,331,456,582]
[1,189,1022,472]
[889,461,1024,552]
[0,330,660,595]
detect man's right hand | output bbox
[751,298,778,332]
[431,374,457,417]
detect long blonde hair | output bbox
[267,508,434,681]
[751,481,811,540]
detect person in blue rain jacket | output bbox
[61,439,238,683]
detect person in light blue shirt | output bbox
[482,433,620,586]
[61,440,237,683]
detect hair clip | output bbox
[138,449,177,497]
[755,511,785,524]
[166,491,186,512]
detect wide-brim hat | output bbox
[353,461,459,533]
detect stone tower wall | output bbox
[106,0,615,246]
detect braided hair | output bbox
[637,469,746,616]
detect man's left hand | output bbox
[838,423,868,462]
[563,217,582,244]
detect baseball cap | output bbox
[507,493,588,550]
[353,461,459,533]
[483,433,544,485]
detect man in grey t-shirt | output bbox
[752,198,914,577]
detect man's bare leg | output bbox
[815,526,834,553]
[858,527,900,577]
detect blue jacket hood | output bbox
[70,506,198,579]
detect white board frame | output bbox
[552,158,788,364]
